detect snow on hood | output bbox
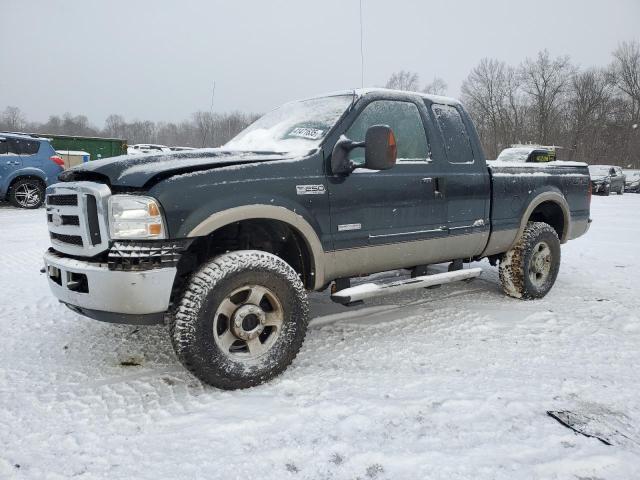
[58,148,298,188]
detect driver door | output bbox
[326,99,447,274]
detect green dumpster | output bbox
[30,134,127,161]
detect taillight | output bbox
[587,180,592,205]
[50,155,64,167]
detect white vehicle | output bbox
[127,144,172,155]
[169,146,197,152]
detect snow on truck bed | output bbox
[1,195,640,479]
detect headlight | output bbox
[108,195,166,239]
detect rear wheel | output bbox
[170,250,309,390]
[499,222,561,300]
[9,178,45,209]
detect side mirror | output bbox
[364,125,397,171]
[330,125,397,175]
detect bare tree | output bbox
[461,59,511,158]
[104,114,126,139]
[611,41,640,121]
[423,77,448,96]
[566,68,613,160]
[2,106,26,131]
[520,50,573,144]
[385,70,420,91]
[610,41,640,167]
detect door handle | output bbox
[421,177,444,199]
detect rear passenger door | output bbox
[428,103,491,257]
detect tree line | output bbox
[0,107,259,148]
[386,42,639,168]
[2,40,638,167]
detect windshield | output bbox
[225,95,353,153]
[588,165,612,176]
[495,148,533,162]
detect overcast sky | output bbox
[1,0,639,126]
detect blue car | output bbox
[0,133,64,208]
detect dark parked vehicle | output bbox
[588,165,625,195]
[42,89,591,389]
[624,170,640,192]
[0,133,64,208]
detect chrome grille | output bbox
[46,194,78,206]
[50,232,83,246]
[46,182,111,256]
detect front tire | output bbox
[9,178,45,208]
[499,222,561,300]
[170,250,309,390]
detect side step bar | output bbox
[330,268,482,305]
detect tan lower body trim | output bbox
[324,232,489,280]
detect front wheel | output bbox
[170,250,309,390]
[499,222,561,299]
[9,178,45,208]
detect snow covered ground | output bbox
[1,195,639,479]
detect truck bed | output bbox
[483,161,591,257]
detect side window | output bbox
[0,140,7,155]
[6,139,21,155]
[347,100,429,164]
[431,104,474,164]
[5,138,40,156]
[20,140,40,155]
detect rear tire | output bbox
[9,178,45,209]
[499,222,561,300]
[170,250,309,390]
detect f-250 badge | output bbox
[296,185,326,195]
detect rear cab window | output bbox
[430,104,474,164]
[346,100,429,164]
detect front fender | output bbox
[2,167,48,193]
[182,197,326,289]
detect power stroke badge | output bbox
[296,185,326,195]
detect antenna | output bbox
[202,81,216,147]
[359,0,364,88]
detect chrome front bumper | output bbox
[43,250,176,324]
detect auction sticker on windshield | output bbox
[289,127,324,140]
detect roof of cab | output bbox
[299,88,462,107]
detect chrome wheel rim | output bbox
[14,182,41,207]
[528,241,552,287]
[213,284,284,360]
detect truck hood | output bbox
[58,148,299,188]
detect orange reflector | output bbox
[148,203,160,216]
[388,130,397,159]
[148,223,162,235]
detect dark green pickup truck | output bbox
[43,89,591,389]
